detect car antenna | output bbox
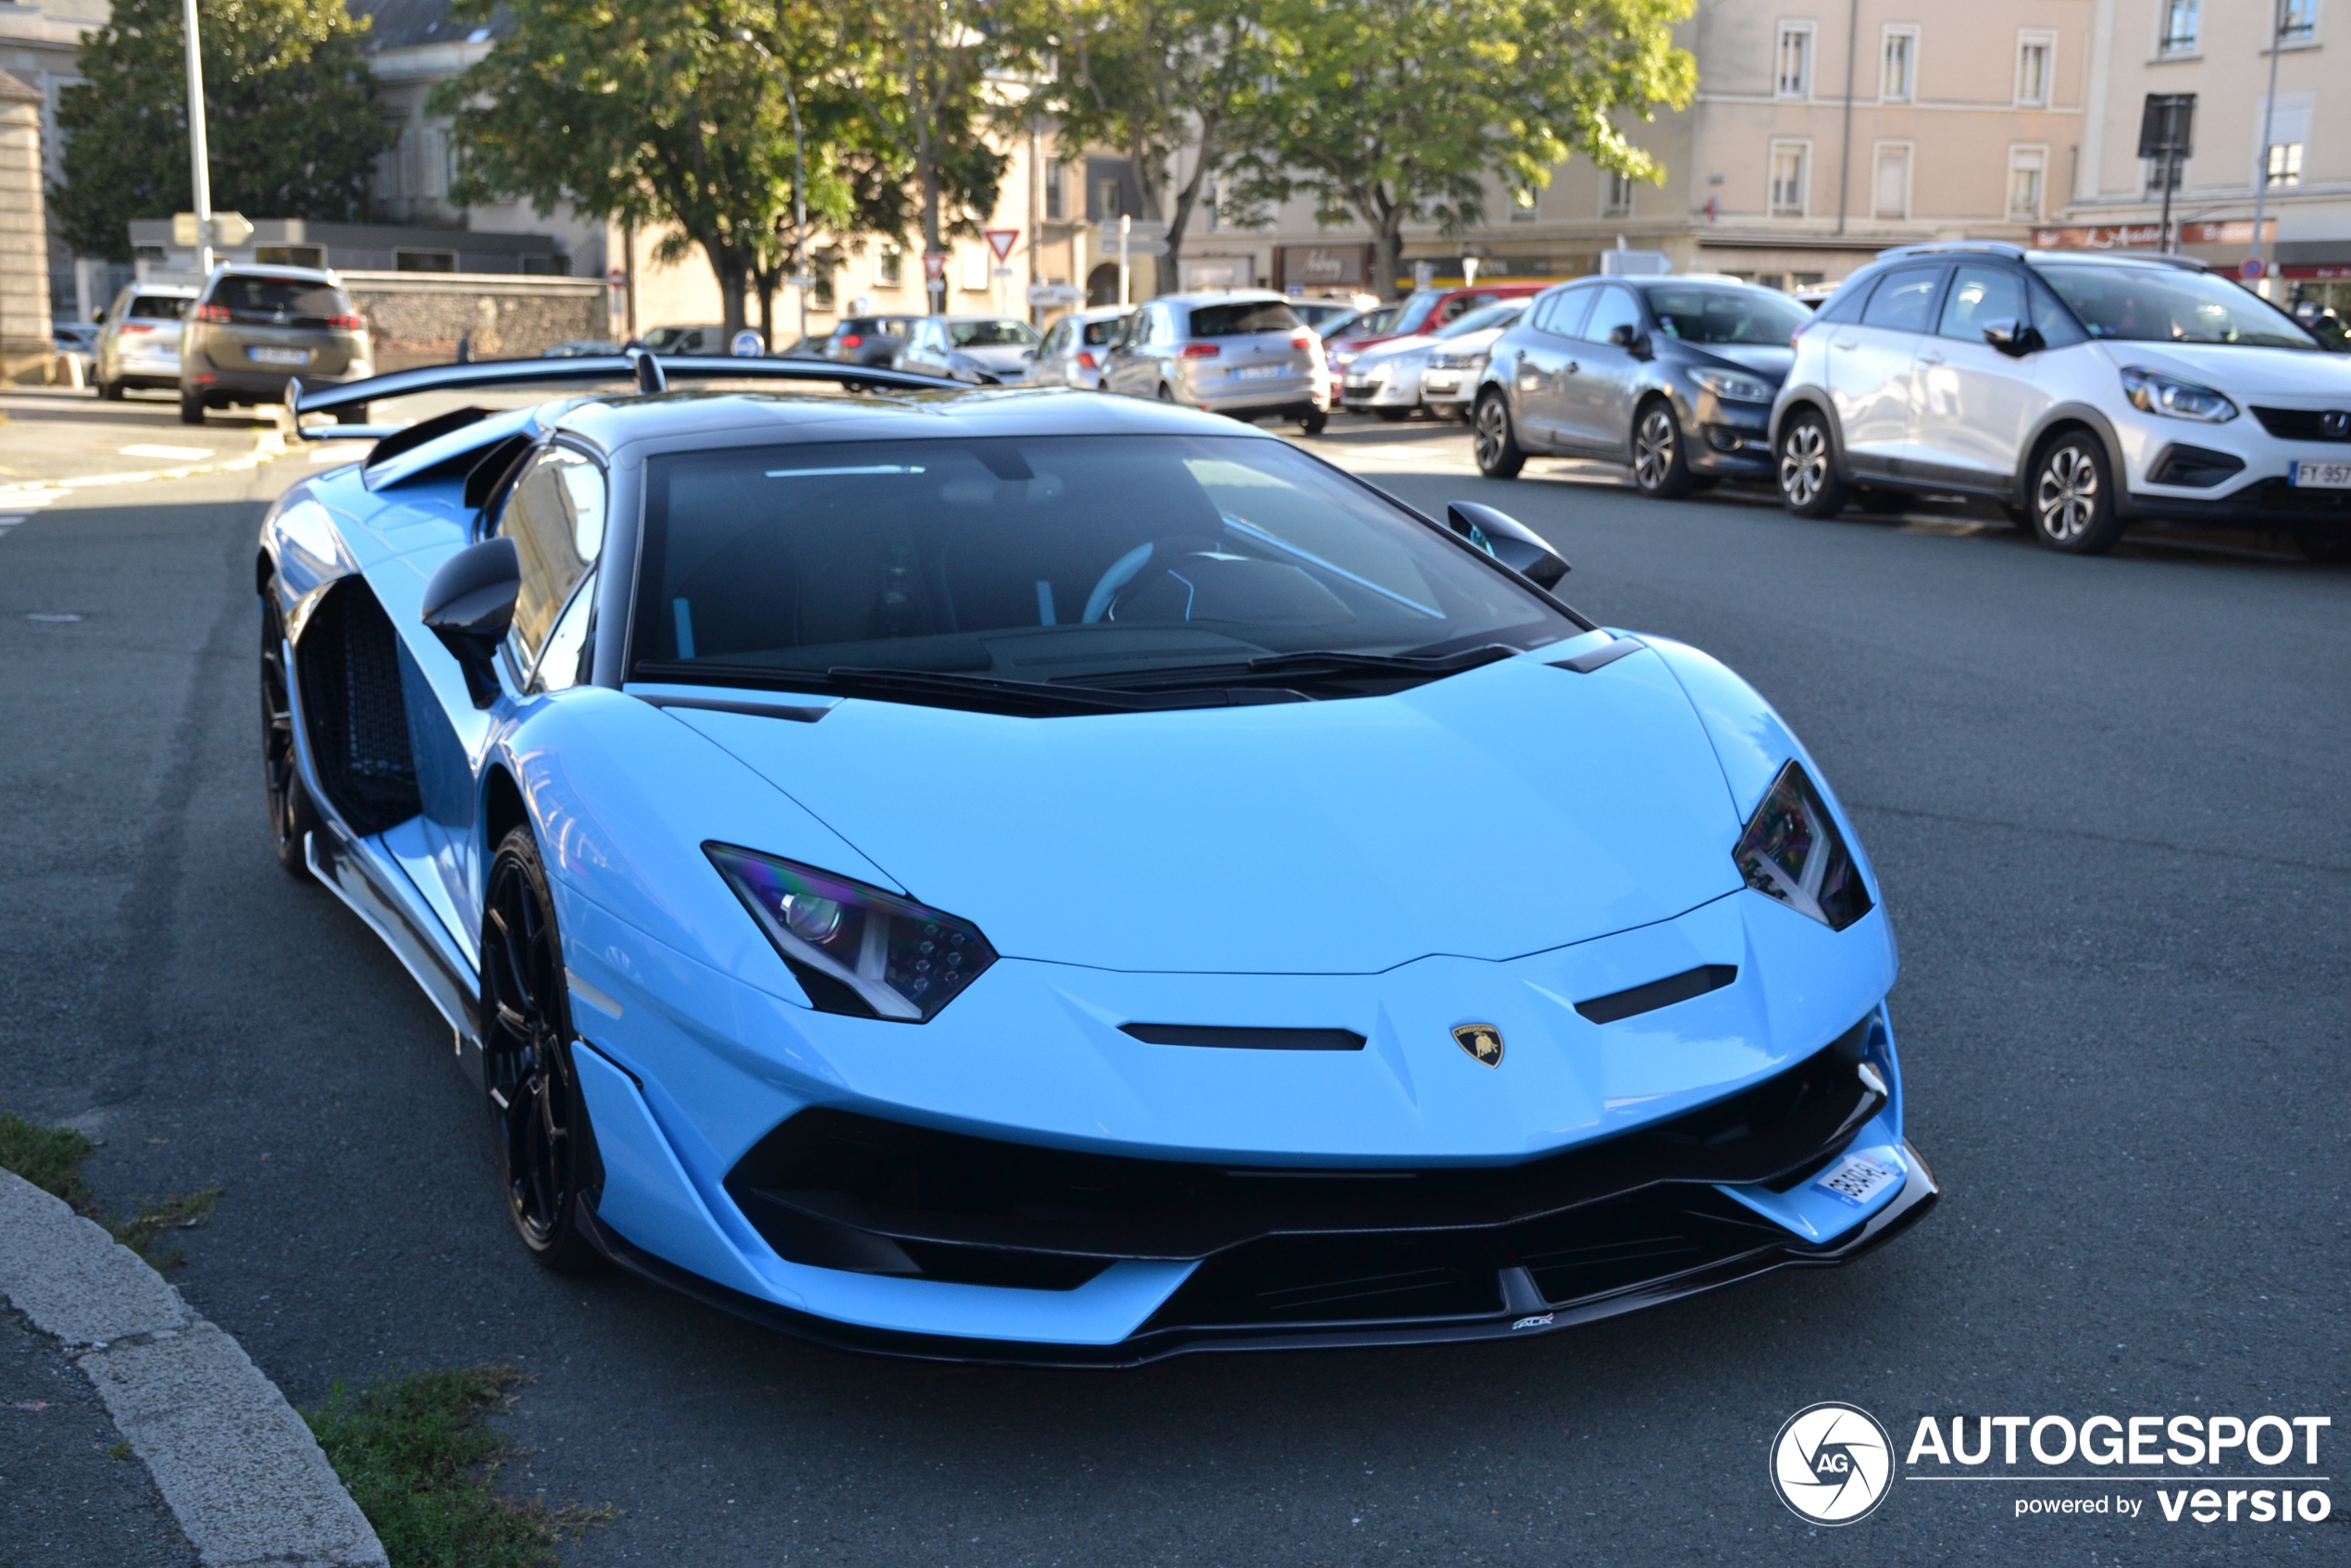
[628,347,667,393]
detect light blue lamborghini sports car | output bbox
[264,354,1934,1363]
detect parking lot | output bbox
[2,396,2345,1566]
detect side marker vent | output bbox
[1121,1025,1366,1052]
[1574,964,1737,1025]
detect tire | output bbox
[1297,409,1328,435]
[1472,391,1526,479]
[1374,406,1410,422]
[1630,399,1696,499]
[482,827,603,1274]
[1156,381,1177,404]
[98,377,125,402]
[2027,429,2126,554]
[1776,409,1848,518]
[178,392,205,426]
[258,578,316,879]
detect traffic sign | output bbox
[1026,282,1085,307]
[172,211,254,248]
[983,228,1019,261]
[730,328,765,357]
[1099,223,1168,257]
[2242,256,2266,280]
[606,267,626,291]
[921,251,950,280]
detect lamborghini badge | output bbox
[1452,1024,1504,1067]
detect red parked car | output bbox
[1322,281,1557,401]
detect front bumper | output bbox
[1687,392,1776,478]
[2116,403,2351,530]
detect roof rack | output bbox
[284,355,970,441]
[1875,242,2028,261]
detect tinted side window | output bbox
[129,295,189,320]
[1540,287,1597,338]
[1937,266,2026,341]
[498,449,608,662]
[1815,276,1875,324]
[1188,300,1301,336]
[1860,266,1947,332]
[1582,286,1644,344]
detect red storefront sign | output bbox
[2030,220,2276,250]
[2281,264,2351,280]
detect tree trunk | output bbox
[755,269,777,350]
[1162,116,1221,293]
[917,109,941,316]
[1370,192,1407,301]
[712,245,750,338]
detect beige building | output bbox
[0,67,52,377]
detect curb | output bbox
[0,1168,387,1568]
[0,416,293,501]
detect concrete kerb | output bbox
[0,1168,387,1568]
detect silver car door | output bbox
[1829,263,1947,474]
[1512,286,1593,445]
[1908,264,2052,485]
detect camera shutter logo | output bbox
[1770,1402,1895,1525]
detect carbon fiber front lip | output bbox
[580,1141,1938,1368]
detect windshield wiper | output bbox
[1057,643,1520,693]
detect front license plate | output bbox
[247,346,310,367]
[1233,363,1285,381]
[1424,374,1460,392]
[1813,1152,1900,1208]
[2288,459,2351,489]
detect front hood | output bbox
[1359,334,1437,366]
[669,644,1745,974]
[1691,344,1794,379]
[2097,341,2351,398]
[961,344,1036,372]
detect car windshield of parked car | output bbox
[1079,316,1127,346]
[2038,266,2317,350]
[1643,286,1810,346]
[1387,291,1448,336]
[1436,302,1525,339]
[633,435,1578,696]
[1331,306,1399,343]
[949,319,1041,348]
[209,278,355,326]
[1188,300,1302,337]
[128,295,189,320]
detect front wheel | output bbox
[1472,392,1526,479]
[1630,400,1696,499]
[259,578,316,877]
[1776,410,1848,518]
[2028,430,2125,554]
[1297,409,1328,435]
[482,828,603,1274]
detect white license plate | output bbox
[1813,1152,1901,1208]
[1233,363,1286,381]
[247,346,310,367]
[2288,459,2351,489]
[1424,374,1460,392]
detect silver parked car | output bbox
[1418,301,1531,420]
[1101,292,1329,432]
[895,315,1043,382]
[1343,300,1527,420]
[93,284,196,399]
[1027,306,1135,389]
[180,265,373,425]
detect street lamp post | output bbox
[181,0,214,276]
[2249,0,2285,297]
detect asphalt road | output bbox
[2,417,2345,1567]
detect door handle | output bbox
[1564,361,1579,375]
[1917,349,1946,365]
[1833,336,1858,350]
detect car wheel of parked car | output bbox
[258,577,315,879]
[482,826,603,1274]
[1776,409,1848,518]
[1156,382,1177,404]
[1630,400,1696,500]
[1375,407,1411,423]
[2028,430,2125,554]
[178,392,205,426]
[1298,410,1328,435]
[97,377,125,402]
[1473,392,1526,479]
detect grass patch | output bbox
[305,1364,616,1568]
[0,1107,220,1263]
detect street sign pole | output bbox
[1119,214,1131,307]
[2249,0,2284,295]
[180,0,213,276]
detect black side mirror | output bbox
[1982,318,2045,357]
[1607,323,1654,358]
[420,538,520,707]
[1446,502,1571,590]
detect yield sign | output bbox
[983,228,1019,261]
[921,251,950,280]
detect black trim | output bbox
[2146,443,2246,488]
[363,404,491,470]
[1574,964,1738,1025]
[292,582,421,835]
[1552,637,1644,674]
[2250,405,2351,442]
[1119,1024,1366,1052]
[288,353,967,418]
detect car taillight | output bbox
[1290,332,1313,350]
[122,322,155,335]
[1180,342,1220,359]
[327,314,365,331]
[193,304,230,323]
[839,333,862,348]
[1076,351,1097,370]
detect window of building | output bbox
[2007,147,2046,218]
[2281,0,2317,42]
[2158,0,2198,54]
[2267,142,2304,186]
[1776,23,1814,98]
[1881,27,1917,103]
[1043,162,1064,221]
[1092,177,1123,221]
[878,249,902,285]
[2145,156,2185,193]
[1872,144,1912,218]
[1601,171,1633,218]
[2258,96,2310,189]
[420,127,448,200]
[1770,141,1810,216]
[2016,33,2053,106]
[395,250,456,273]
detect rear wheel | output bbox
[258,578,315,878]
[2028,429,2125,554]
[1630,399,1695,499]
[1473,391,1526,479]
[178,392,205,426]
[98,377,125,402]
[1776,409,1848,518]
[482,827,603,1274]
[1297,409,1328,435]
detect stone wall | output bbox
[0,70,55,383]
[341,272,614,370]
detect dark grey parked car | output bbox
[1471,277,1810,497]
[180,266,373,425]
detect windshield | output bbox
[208,277,354,326]
[949,319,1040,348]
[128,295,190,320]
[1079,316,1127,345]
[1331,306,1399,342]
[1388,291,1446,335]
[1437,302,1524,339]
[1641,286,1810,346]
[632,435,1577,699]
[1188,300,1301,337]
[2038,266,2317,350]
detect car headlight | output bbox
[1689,367,1775,403]
[705,842,997,1022]
[1733,763,1873,931]
[1427,351,1487,371]
[2120,365,2236,423]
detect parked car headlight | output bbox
[706,843,997,1022]
[1689,367,1776,403]
[2120,366,2236,423]
[1427,351,1487,371]
[1732,763,1873,932]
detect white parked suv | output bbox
[1769,243,2351,556]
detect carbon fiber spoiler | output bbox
[285,352,972,441]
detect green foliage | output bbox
[305,1364,615,1568]
[1231,0,1698,294]
[827,0,1014,259]
[110,1186,222,1258]
[0,1108,97,1211]
[52,0,392,261]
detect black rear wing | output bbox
[286,352,972,440]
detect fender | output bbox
[2013,402,2131,513]
[1769,384,1857,481]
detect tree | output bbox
[53,0,390,263]
[1025,0,1261,294]
[1231,0,1698,298]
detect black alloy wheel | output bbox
[1473,391,1526,479]
[258,579,314,878]
[482,827,603,1273]
[1775,409,1849,518]
[1630,399,1696,499]
[2028,429,2125,554]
